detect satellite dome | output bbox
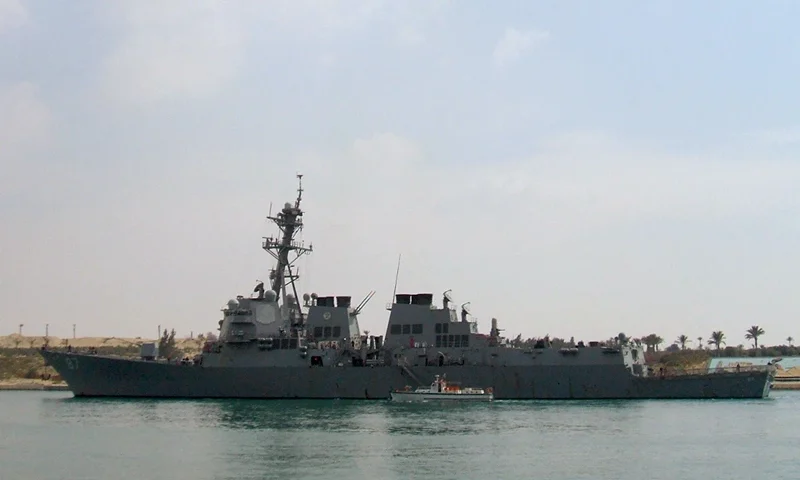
[284,202,292,210]
[303,293,311,302]
[263,290,278,302]
[286,293,296,304]
[311,292,318,299]
[227,299,239,309]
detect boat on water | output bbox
[41,175,775,400]
[391,375,493,402]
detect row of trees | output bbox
[640,325,786,352]
[506,325,794,358]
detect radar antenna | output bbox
[262,174,313,318]
[442,289,453,309]
[460,302,471,323]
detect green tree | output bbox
[708,331,725,354]
[642,334,664,352]
[159,328,177,359]
[745,325,765,349]
[677,335,690,350]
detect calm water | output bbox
[1,391,799,480]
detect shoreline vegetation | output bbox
[2,332,799,392]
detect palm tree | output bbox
[708,331,725,354]
[787,336,794,346]
[697,337,703,350]
[744,325,765,349]
[643,334,663,352]
[677,335,690,350]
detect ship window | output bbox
[332,326,341,338]
[402,324,411,334]
[435,335,442,348]
[281,338,289,349]
[442,323,449,334]
[447,335,454,347]
[435,323,442,334]
[323,326,332,338]
[454,335,461,348]
[390,324,401,335]
[289,339,298,349]
[412,324,423,334]
[462,335,469,347]
[313,327,323,338]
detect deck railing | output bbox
[646,365,772,377]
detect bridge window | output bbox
[324,326,332,338]
[454,335,461,348]
[390,324,401,335]
[447,335,454,347]
[289,338,298,349]
[412,324,423,334]
[435,335,442,347]
[435,323,442,334]
[402,324,411,334]
[332,326,341,338]
[314,327,323,338]
[280,338,289,349]
[442,323,449,334]
[462,335,469,347]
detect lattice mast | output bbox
[262,174,313,316]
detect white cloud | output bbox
[264,0,385,32]
[4,2,799,347]
[493,27,549,67]
[319,53,337,67]
[747,126,800,145]
[396,27,426,47]
[0,0,26,33]
[97,1,454,106]
[0,82,52,191]
[0,82,50,148]
[99,1,244,106]
[2,126,799,345]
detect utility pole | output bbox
[158,325,161,340]
[45,323,49,338]
[19,324,23,336]
[73,324,76,339]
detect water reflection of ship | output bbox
[214,400,366,431]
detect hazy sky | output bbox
[2,0,799,348]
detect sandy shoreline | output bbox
[771,381,800,390]
[0,382,69,391]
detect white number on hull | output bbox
[65,357,78,370]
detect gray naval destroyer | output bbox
[42,175,773,399]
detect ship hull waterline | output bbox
[390,392,494,402]
[42,351,772,400]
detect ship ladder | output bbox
[400,359,424,386]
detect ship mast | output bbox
[262,174,313,321]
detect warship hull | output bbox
[42,350,771,400]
